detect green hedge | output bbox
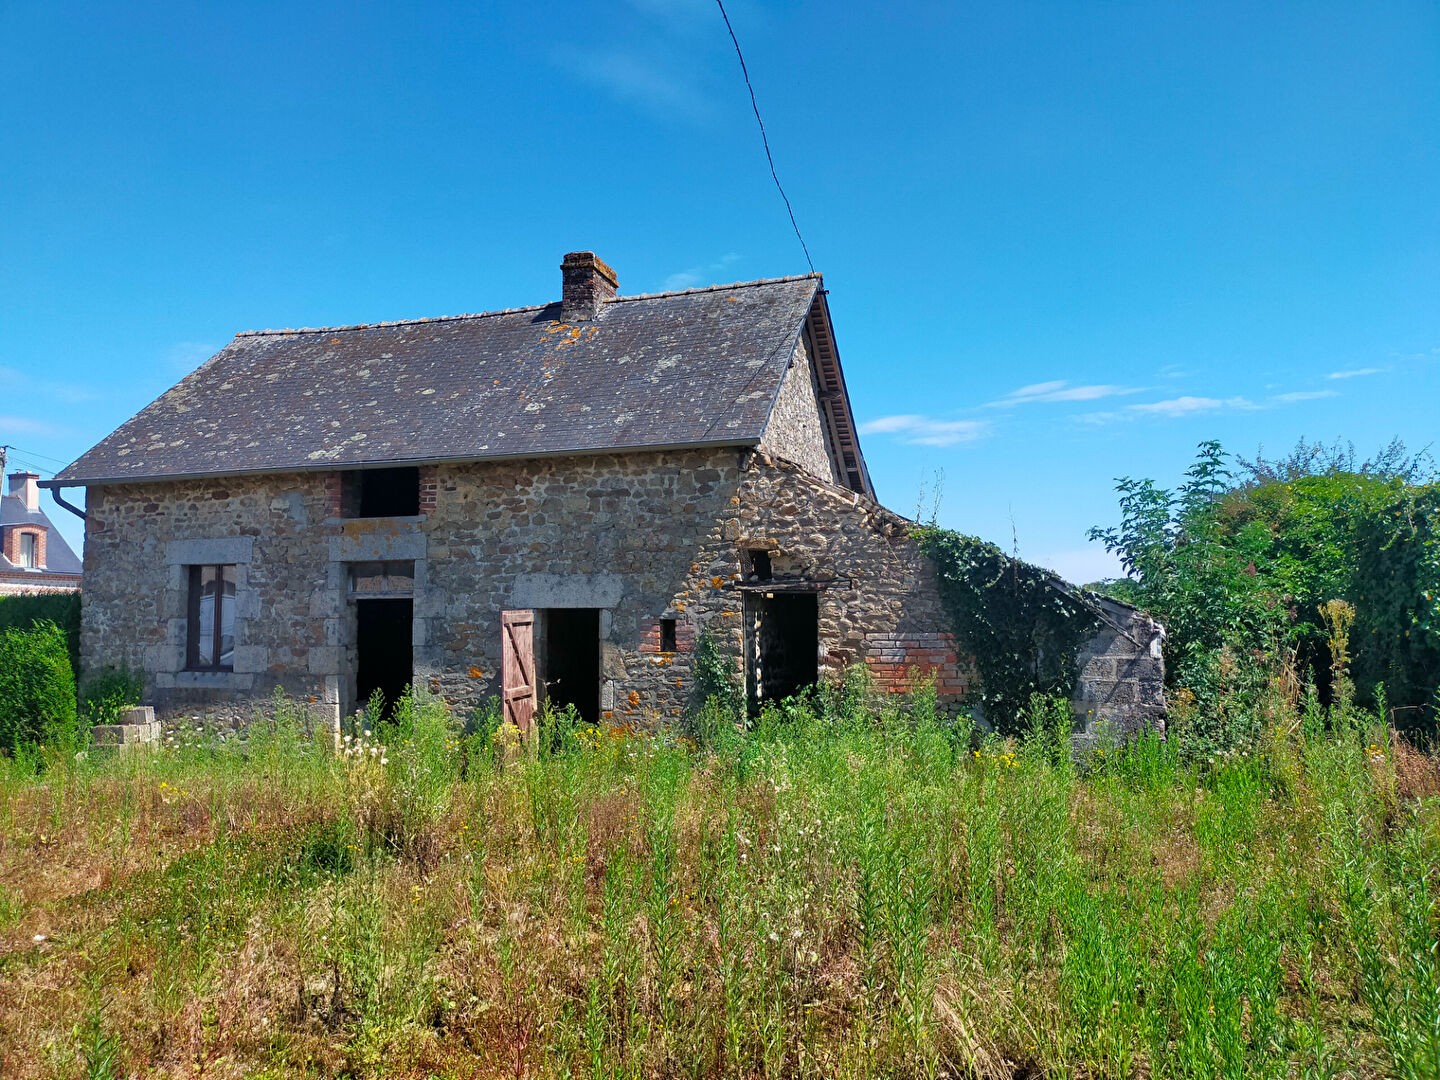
[0,620,78,753]
[0,591,81,676]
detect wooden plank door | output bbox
[501,609,537,735]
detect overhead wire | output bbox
[715,0,815,275]
[6,445,68,467]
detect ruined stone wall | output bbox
[756,339,841,486]
[1071,597,1167,746]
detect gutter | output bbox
[36,480,86,521]
[46,437,764,488]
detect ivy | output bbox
[914,526,1100,735]
[1352,483,1440,724]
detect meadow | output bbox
[1,685,1437,1080]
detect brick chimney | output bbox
[6,472,40,513]
[560,251,618,321]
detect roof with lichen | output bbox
[56,275,869,486]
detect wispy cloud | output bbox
[553,46,712,121]
[1326,367,1384,380]
[987,380,1143,408]
[166,341,220,374]
[0,365,99,405]
[663,252,743,291]
[1079,386,1340,425]
[1128,395,1258,417]
[859,414,990,447]
[621,0,715,32]
[0,414,63,437]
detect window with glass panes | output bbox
[186,564,237,671]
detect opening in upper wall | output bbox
[342,467,420,518]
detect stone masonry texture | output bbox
[80,444,1159,735]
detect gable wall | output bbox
[756,339,842,486]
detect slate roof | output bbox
[0,495,83,575]
[57,276,828,485]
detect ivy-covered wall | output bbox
[913,526,1166,738]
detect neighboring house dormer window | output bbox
[19,532,38,568]
[187,564,237,671]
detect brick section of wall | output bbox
[322,472,343,519]
[863,631,969,696]
[637,617,696,654]
[418,465,439,516]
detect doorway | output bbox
[541,608,601,725]
[355,598,413,719]
[745,591,819,712]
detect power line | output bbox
[715,0,815,275]
[6,445,68,467]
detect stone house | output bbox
[1,470,82,595]
[50,252,1162,736]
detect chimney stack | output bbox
[560,251,618,321]
[7,472,40,513]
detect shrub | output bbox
[692,628,742,721]
[0,591,81,675]
[79,666,145,725]
[0,620,78,753]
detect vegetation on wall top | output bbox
[913,525,1100,734]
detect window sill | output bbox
[175,670,237,688]
[327,515,427,527]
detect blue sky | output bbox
[3,1,1437,582]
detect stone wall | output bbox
[1071,596,1167,746]
[80,448,1160,738]
[82,474,338,727]
[418,448,975,723]
[757,339,841,486]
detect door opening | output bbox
[541,608,601,725]
[355,598,413,719]
[745,592,819,713]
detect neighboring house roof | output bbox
[57,275,869,488]
[0,494,83,575]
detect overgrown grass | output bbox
[1,689,1437,1078]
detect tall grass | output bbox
[0,685,1437,1078]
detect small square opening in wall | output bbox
[747,549,773,581]
[342,467,419,518]
[660,618,677,653]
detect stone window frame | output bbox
[184,563,238,672]
[160,537,257,689]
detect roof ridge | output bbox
[233,273,822,338]
[608,273,820,304]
